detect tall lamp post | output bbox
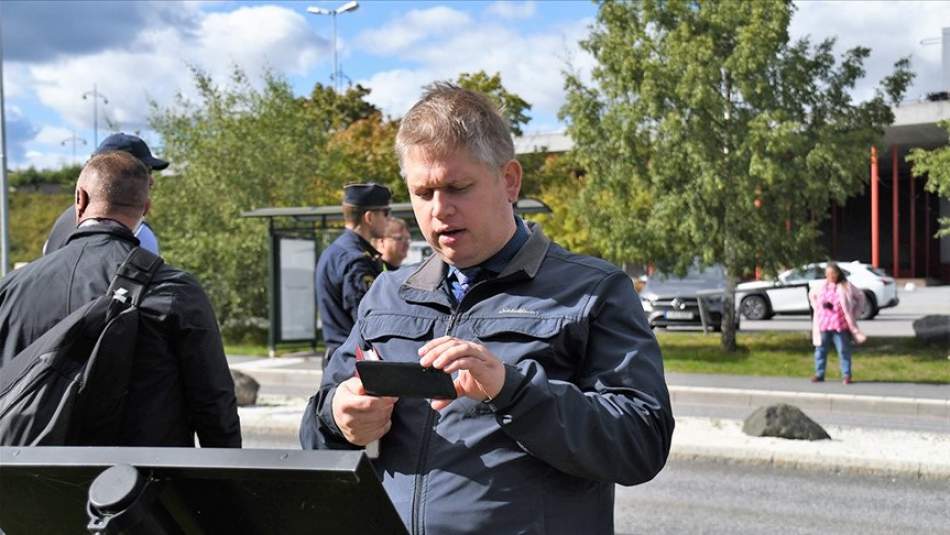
[307,1,359,92]
[82,84,108,148]
[0,24,9,276]
[61,133,88,165]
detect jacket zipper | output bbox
[411,308,461,535]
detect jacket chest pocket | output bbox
[359,313,436,363]
[471,316,570,371]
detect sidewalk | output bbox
[230,356,950,419]
[231,356,950,479]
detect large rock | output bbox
[912,315,950,346]
[231,369,260,406]
[742,404,830,441]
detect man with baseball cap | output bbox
[315,183,392,368]
[43,133,169,256]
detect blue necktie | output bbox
[451,268,478,303]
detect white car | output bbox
[736,261,898,320]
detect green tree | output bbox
[9,164,81,188]
[307,82,380,132]
[149,67,347,337]
[908,120,950,236]
[326,112,404,201]
[561,0,913,350]
[457,71,532,136]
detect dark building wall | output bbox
[818,155,946,281]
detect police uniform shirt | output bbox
[315,228,384,355]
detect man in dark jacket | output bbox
[300,83,673,534]
[315,183,391,367]
[0,151,241,448]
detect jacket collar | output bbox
[64,222,139,247]
[399,223,550,306]
[342,227,381,257]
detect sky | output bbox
[2,0,948,170]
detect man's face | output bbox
[403,146,521,268]
[380,227,411,266]
[367,209,390,240]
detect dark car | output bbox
[638,265,737,331]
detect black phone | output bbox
[356,361,457,399]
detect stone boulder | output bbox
[912,315,950,346]
[742,404,830,441]
[231,369,260,406]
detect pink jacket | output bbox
[809,282,867,346]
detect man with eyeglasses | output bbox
[374,217,412,270]
[316,183,392,368]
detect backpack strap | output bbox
[106,247,164,308]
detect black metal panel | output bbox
[0,447,406,535]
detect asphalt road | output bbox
[240,428,949,534]
[740,286,949,337]
[614,458,950,534]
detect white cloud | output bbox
[790,1,948,101]
[33,126,77,146]
[22,150,73,171]
[360,18,596,124]
[356,7,472,55]
[23,5,326,133]
[486,1,537,20]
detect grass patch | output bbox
[658,331,949,384]
[225,342,323,358]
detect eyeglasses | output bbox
[375,208,391,217]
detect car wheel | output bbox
[859,291,878,320]
[740,295,771,320]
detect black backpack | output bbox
[0,247,163,446]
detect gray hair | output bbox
[395,82,514,174]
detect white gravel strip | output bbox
[238,397,950,479]
[670,416,950,479]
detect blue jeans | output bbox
[814,330,852,378]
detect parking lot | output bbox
[740,286,950,337]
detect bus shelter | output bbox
[241,199,551,357]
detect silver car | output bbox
[736,261,899,320]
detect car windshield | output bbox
[655,265,725,282]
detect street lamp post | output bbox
[61,133,88,165]
[82,84,109,148]
[307,1,359,92]
[0,25,9,276]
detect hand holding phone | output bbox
[356,361,457,399]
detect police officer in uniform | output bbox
[316,183,392,368]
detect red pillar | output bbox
[910,171,916,277]
[871,146,880,268]
[892,145,899,278]
[924,194,931,279]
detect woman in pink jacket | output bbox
[809,263,867,384]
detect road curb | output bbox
[668,444,950,481]
[669,385,949,419]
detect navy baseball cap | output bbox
[343,183,391,209]
[94,133,169,170]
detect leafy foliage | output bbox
[456,71,532,136]
[8,192,73,265]
[9,165,81,188]
[908,120,950,236]
[148,68,372,331]
[560,0,913,349]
